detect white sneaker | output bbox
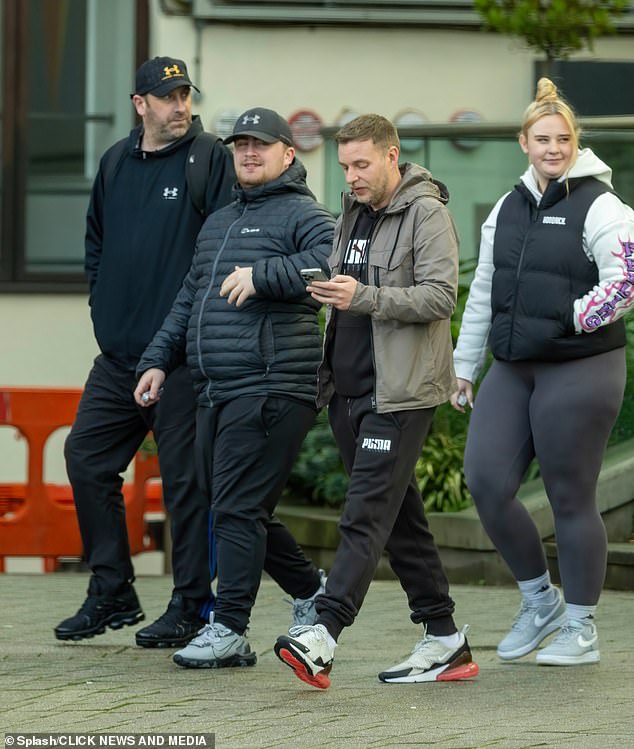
[274,624,335,689]
[173,620,257,669]
[497,588,566,660]
[378,625,479,683]
[536,618,600,666]
[290,569,327,627]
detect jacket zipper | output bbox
[197,202,247,406]
[507,204,540,360]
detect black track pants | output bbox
[464,348,626,605]
[195,395,320,635]
[316,393,456,640]
[65,355,211,606]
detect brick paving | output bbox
[1,573,632,748]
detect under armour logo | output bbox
[163,187,179,199]
[242,114,261,125]
[162,64,183,80]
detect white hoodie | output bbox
[454,148,634,383]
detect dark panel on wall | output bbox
[535,61,634,116]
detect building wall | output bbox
[2,1,633,480]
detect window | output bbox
[0,0,141,290]
[191,0,480,26]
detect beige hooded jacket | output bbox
[317,162,459,413]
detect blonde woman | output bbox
[452,78,634,666]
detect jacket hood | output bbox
[234,157,315,202]
[520,147,613,199]
[127,114,203,158]
[342,162,449,215]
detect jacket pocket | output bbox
[370,243,414,285]
[258,314,276,368]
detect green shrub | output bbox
[416,428,473,513]
[608,312,634,445]
[284,409,348,508]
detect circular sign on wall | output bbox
[288,109,324,152]
[212,109,241,140]
[335,108,361,128]
[394,109,428,153]
[449,109,484,151]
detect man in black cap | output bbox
[56,66,327,649]
[134,107,334,669]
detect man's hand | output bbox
[220,265,256,307]
[307,274,357,310]
[134,368,166,407]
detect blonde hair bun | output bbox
[535,77,559,104]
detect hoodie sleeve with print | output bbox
[573,192,634,333]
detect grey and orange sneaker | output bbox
[378,625,479,683]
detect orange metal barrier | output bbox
[0,387,164,571]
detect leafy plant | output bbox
[608,311,634,445]
[416,429,473,513]
[474,0,629,73]
[284,409,349,508]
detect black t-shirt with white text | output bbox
[328,205,385,397]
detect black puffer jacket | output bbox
[490,177,625,362]
[137,159,335,406]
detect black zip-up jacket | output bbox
[137,159,335,406]
[490,176,625,362]
[85,116,235,370]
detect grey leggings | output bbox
[464,348,626,605]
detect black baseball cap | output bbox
[224,107,293,146]
[132,56,199,97]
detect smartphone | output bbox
[300,268,329,283]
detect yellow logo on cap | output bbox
[162,64,184,81]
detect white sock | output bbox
[517,571,555,603]
[565,603,596,623]
[431,631,462,649]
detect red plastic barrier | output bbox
[0,387,163,571]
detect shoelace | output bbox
[288,624,326,642]
[549,620,584,644]
[510,600,539,631]
[411,634,455,656]
[290,598,314,620]
[192,623,226,644]
[411,625,468,657]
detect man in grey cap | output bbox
[134,107,335,670]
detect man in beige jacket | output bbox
[274,113,479,689]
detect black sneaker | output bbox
[135,593,205,648]
[54,582,144,641]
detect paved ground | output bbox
[1,573,632,749]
